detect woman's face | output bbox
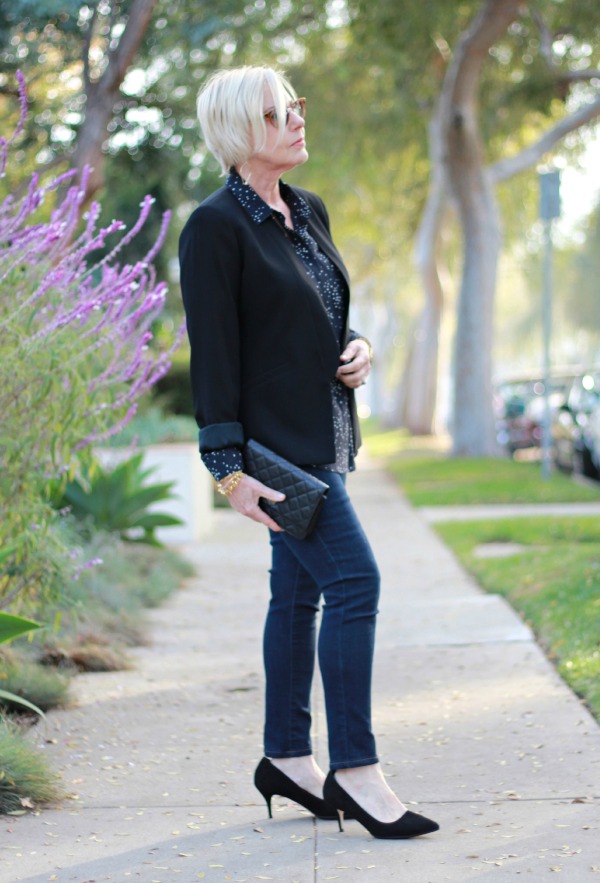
[248,84,308,175]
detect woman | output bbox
[179,65,439,840]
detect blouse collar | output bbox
[227,168,310,233]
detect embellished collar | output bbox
[227,168,310,233]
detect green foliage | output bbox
[0,660,69,713]
[71,535,194,613]
[35,534,194,670]
[0,614,45,716]
[151,356,194,417]
[0,613,40,644]
[107,405,197,446]
[436,516,600,719]
[52,454,182,546]
[0,310,90,609]
[0,717,61,814]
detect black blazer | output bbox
[178,181,361,466]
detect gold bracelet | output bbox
[216,470,244,497]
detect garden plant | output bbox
[0,71,183,614]
[0,72,187,813]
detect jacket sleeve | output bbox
[179,205,245,453]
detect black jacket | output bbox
[178,181,360,465]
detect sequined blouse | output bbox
[201,170,355,481]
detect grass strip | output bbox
[362,425,600,718]
[435,516,600,719]
[389,456,600,506]
[363,425,600,506]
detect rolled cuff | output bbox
[202,447,244,481]
[199,421,245,453]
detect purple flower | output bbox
[1,73,185,466]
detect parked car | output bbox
[552,371,600,478]
[494,373,574,456]
[585,400,600,478]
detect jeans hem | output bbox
[329,755,379,771]
[265,748,313,759]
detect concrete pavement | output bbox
[2,456,599,882]
[420,502,600,522]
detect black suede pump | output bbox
[323,771,439,839]
[254,757,339,820]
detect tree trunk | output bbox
[450,164,500,454]
[72,0,158,203]
[399,115,447,434]
[439,0,522,455]
[403,0,600,454]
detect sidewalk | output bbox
[420,501,600,522]
[3,457,599,882]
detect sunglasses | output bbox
[263,98,306,127]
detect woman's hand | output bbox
[336,338,372,389]
[227,473,286,531]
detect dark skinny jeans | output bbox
[264,469,381,770]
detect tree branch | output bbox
[558,70,600,83]
[530,7,557,70]
[99,0,158,97]
[82,1,98,92]
[530,8,600,86]
[446,0,524,109]
[489,93,600,182]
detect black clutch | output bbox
[244,439,329,539]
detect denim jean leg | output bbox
[267,470,381,770]
[263,541,321,757]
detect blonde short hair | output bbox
[196,66,297,175]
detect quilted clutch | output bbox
[244,439,329,539]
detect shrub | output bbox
[32,537,194,670]
[52,453,182,546]
[107,404,197,446]
[0,72,183,610]
[152,360,194,416]
[0,717,61,813]
[0,661,70,713]
[0,611,46,716]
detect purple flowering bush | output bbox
[0,73,183,610]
